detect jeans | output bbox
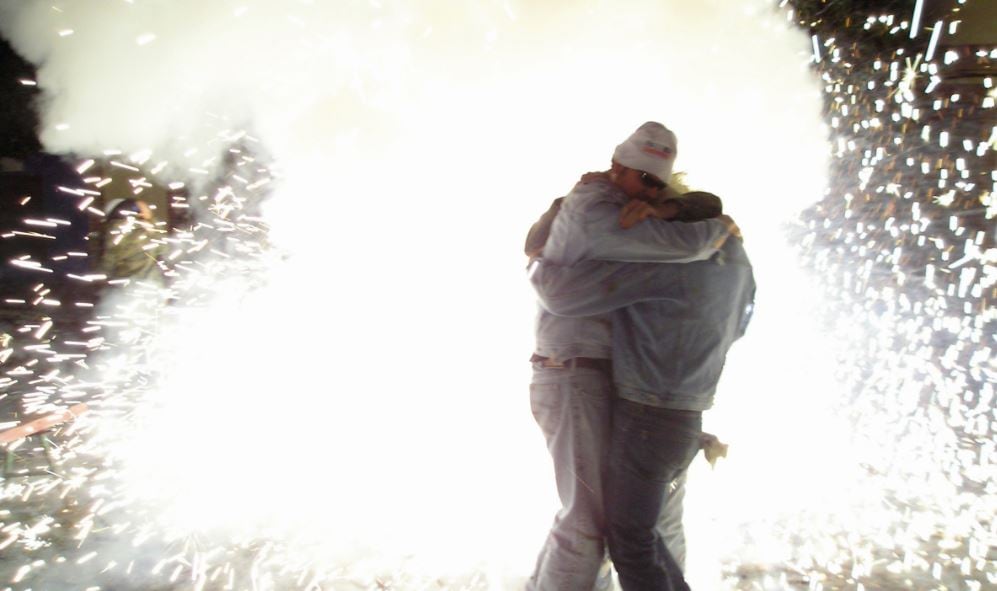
[605,398,702,591]
[527,365,613,591]
[527,366,691,591]
[657,470,687,571]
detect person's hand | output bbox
[718,214,741,239]
[619,199,656,229]
[577,170,609,186]
[619,199,680,229]
[700,432,728,468]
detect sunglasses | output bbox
[639,171,666,190]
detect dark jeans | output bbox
[605,398,702,591]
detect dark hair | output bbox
[670,191,723,222]
[107,199,143,220]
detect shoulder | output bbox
[721,238,752,267]
[562,180,625,213]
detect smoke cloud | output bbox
[0,0,829,585]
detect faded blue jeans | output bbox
[605,398,701,591]
[527,365,690,591]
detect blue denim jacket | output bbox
[531,238,755,411]
[533,180,728,362]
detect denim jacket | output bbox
[532,180,728,362]
[531,238,755,410]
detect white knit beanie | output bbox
[612,121,678,183]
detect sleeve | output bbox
[98,243,118,276]
[735,272,756,341]
[583,200,729,263]
[524,197,563,257]
[101,228,162,280]
[99,224,125,276]
[530,258,683,317]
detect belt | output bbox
[530,354,611,373]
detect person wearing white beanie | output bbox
[610,121,677,191]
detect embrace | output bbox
[525,122,756,591]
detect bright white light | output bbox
[0,0,830,587]
[925,20,944,62]
[910,0,924,38]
